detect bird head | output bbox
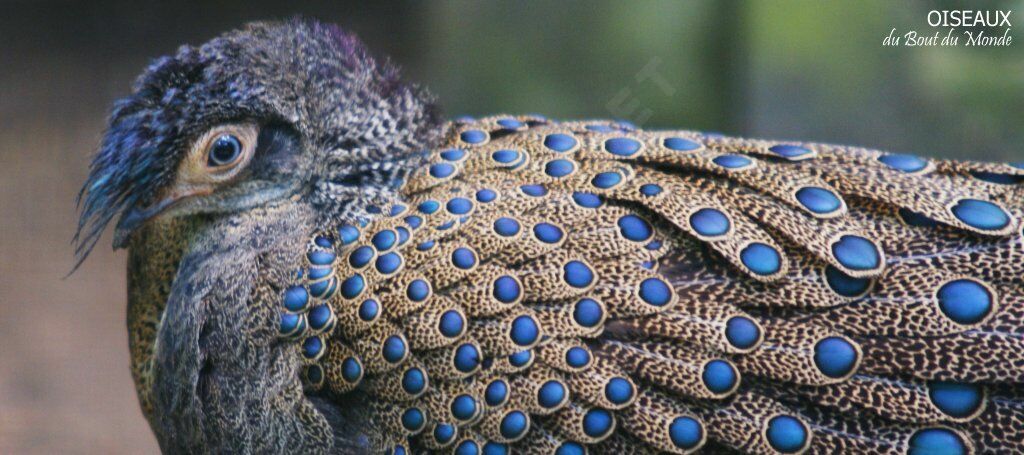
[75,19,440,267]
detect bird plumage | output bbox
[77,20,1024,454]
[281,115,1023,454]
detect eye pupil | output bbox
[208,135,242,166]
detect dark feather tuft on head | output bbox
[73,18,442,271]
[73,48,210,270]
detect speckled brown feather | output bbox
[273,115,1023,454]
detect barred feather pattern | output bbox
[277,115,1024,454]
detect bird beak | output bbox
[112,187,210,248]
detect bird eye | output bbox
[207,134,243,167]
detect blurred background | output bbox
[1,0,1021,452]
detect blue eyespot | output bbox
[617,214,653,242]
[301,336,324,359]
[638,278,672,307]
[430,163,456,179]
[639,183,663,196]
[878,153,927,173]
[592,171,622,189]
[769,144,812,159]
[909,428,967,455]
[493,276,521,303]
[382,335,407,364]
[937,279,992,325]
[565,346,591,368]
[402,367,426,395]
[950,199,1011,231]
[283,286,309,312]
[395,227,409,246]
[418,200,440,214]
[689,208,730,237]
[498,118,524,129]
[439,310,465,338]
[455,440,479,455]
[375,252,402,274]
[452,247,478,269]
[338,225,360,245]
[572,298,603,328]
[349,246,375,268]
[510,315,540,346]
[454,343,481,372]
[407,279,431,302]
[582,408,613,437]
[831,235,881,271]
[796,187,842,214]
[702,359,737,393]
[492,149,520,164]
[476,188,497,203]
[401,407,425,432]
[500,411,529,439]
[555,442,585,455]
[307,304,333,331]
[485,379,509,406]
[306,265,332,281]
[341,357,362,383]
[663,137,700,151]
[451,394,478,421]
[520,184,548,197]
[533,222,564,243]
[404,215,423,229]
[605,137,642,156]
[447,197,473,215]
[461,130,487,144]
[545,159,575,178]
[824,266,871,297]
[494,217,521,236]
[341,274,365,299]
[725,316,760,349]
[508,350,532,367]
[358,299,379,322]
[572,192,603,208]
[604,377,634,404]
[441,149,466,161]
[307,276,336,299]
[669,416,703,449]
[814,337,858,378]
[304,364,324,385]
[433,423,456,444]
[740,243,782,275]
[538,380,566,408]
[544,134,577,152]
[563,261,595,288]
[928,382,983,418]
[766,415,807,453]
[713,154,752,169]
[278,312,304,336]
[307,250,335,266]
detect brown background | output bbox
[1,0,1020,453]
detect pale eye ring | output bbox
[207,134,243,167]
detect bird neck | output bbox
[125,216,203,428]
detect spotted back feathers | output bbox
[277,115,1024,454]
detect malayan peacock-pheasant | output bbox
[75,20,1024,454]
